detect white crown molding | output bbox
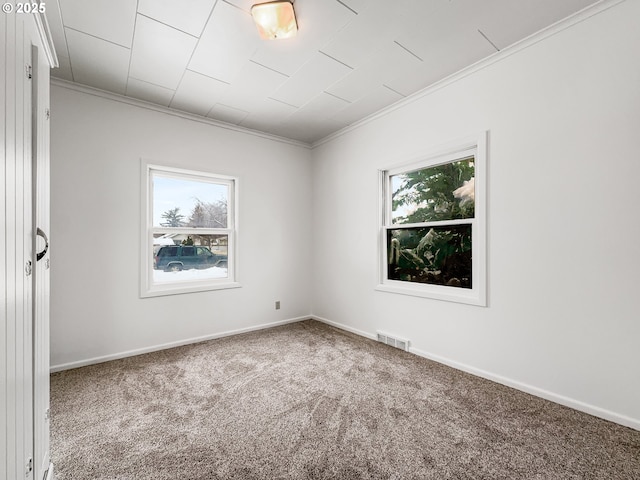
[50,78,312,149]
[34,8,59,68]
[312,0,626,149]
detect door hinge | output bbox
[25,260,32,277]
[25,457,33,476]
[45,108,50,120]
[26,64,32,79]
[45,408,50,420]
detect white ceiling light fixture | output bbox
[251,1,298,40]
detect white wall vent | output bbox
[376,331,410,352]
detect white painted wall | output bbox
[50,86,312,369]
[311,1,640,428]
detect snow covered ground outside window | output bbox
[153,266,227,283]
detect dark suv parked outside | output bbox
[154,245,227,271]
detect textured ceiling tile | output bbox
[330,84,403,126]
[319,2,408,68]
[388,28,494,96]
[326,41,421,103]
[65,28,130,94]
[207,104,250,125]
[267,120,344,144]
[189,1,260,83]
[471,0,598,50]
[250,0,355,76]
[239,98,299,130]
[270,52,352,108]
[269,92,352,143]
[249,43,302,78]
[323,68,380,105]
[51,0,603,144]
[215,61,289,112]
[170,70,230,116]
[335,0,370,14]
[383,38,492,97]
[382,62,443,98]
[138,0,216,37]
[288,92,351,122]
[395,1,489,60]
[126,78,175,106]
[257,99,300,118]
[386,1,495,97]
[59,0,136,47]
[271,102,354,143]
[399,0,451,19]
[222,0,254,13]
[129,15,198,90]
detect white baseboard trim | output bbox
[409,346,640,432]
[311,315,377,341]
[50,316,310,373]
[45,462,54,480]
[311,315,640,432]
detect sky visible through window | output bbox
[153,175,228,227]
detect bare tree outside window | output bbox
[141,163,238,297]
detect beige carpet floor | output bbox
[50,320,640,479]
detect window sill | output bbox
[375,282,486,307]
[141,281,241,298]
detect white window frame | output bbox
[140,160,240,298]
[376,132,487,306]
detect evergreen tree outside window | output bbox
[378,134,487,306]
[140,162,239,297]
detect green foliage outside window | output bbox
[392,158,475,224]
[388,157,475,288]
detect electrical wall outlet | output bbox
[275,301,281,310]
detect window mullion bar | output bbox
[151,228,232,235]
[387,218,474,229]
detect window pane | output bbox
[153,234,229,283]
[387,225,472,288]
[391,157,474,224]
[153,175,228,228]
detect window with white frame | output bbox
[141,162,239,297]
[377,133,486,306]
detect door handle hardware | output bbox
[36,227,48,261]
